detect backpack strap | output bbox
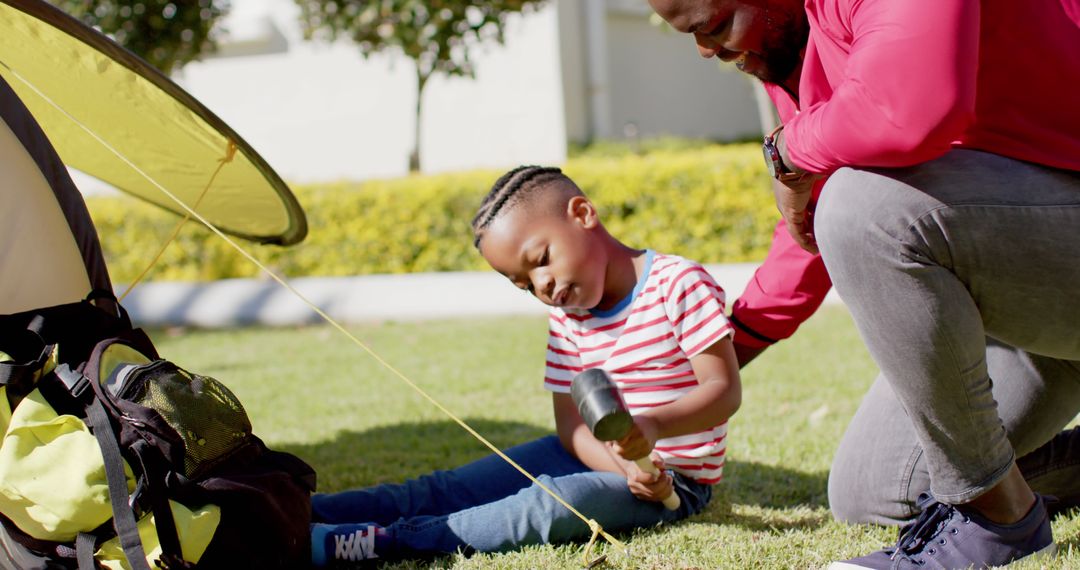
[78,339,186,570]
[0,316,54,393]
[81,331,159,385]
[0,510,86,565]
[0,291,134,398]
[0,344,51,387]
[128,439,186,567]
[84,397,153,570]
[75,532,97,570]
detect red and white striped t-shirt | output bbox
[545,251,733,484]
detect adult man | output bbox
[648,0,1080,568]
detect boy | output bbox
[310,166,741,564]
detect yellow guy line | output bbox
[119,141,236,302]
[2,61,627,566]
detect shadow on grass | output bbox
[275,420,563,569]
[276,418,553,493]
[275,423,838,567]
[723,459,830,508]
[279,421,832,532]
[696,459,832,531]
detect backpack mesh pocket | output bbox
[120,363,252,479]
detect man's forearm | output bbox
[731,218,833,355]
[733,340,768,368]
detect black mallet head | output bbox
[570,368,683,510]
[570,368,632,441]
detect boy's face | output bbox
[479,196,609,310]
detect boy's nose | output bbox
[532,272,555,299]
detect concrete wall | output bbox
[558,0,763,143]
[120,264,845,327]
[603,7,763,141]
[556,0,590,143]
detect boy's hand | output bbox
[625,453,674,502]
[610,415,660,461]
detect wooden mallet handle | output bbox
[571,368,680,510]
[633,457,681,510]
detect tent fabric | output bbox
[0,0,307,246]
[1,74,109,314]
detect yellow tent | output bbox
[0,4,312,568]
[0,0,306,246]
[0,0,306,315]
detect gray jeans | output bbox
[815,149,1080,525]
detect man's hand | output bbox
[773,177,820,254]
[774,130,823,253]
[625,453,675,503]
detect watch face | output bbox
[762,141,781,177]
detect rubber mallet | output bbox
[570,368,681,510]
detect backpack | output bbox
[0,295,317,569]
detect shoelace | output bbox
[334,527,376,561]
[889,496,957,562]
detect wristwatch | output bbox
[762,125,804,182]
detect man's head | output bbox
[472,166,610,309]
[648,0,808,86]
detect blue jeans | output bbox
[310,435,712,556]
[816,149,1080,521]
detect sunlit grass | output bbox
[150,306,1080,569]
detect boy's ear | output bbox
[567,196,599,229]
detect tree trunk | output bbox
[409,68,429,172]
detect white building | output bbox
[167,0,765,184]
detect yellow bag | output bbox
[0,353,220,568]
[0,301,315,570]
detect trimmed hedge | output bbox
[85,143,777,284]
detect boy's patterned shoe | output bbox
[829,493,1055,569]
[311,522,388,567]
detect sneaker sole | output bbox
[1025,541,1057,561]
[825,542,1058,570]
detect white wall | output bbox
[72,0,763,193]
[557,0,763,144]
[419,7,568,174]
[556,0,590,142]
[173,0,567,183]
[603,6,762,141]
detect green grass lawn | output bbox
[150,306,1080,569]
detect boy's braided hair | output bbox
[471,165,570,248]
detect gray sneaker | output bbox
[829,493,1056,569]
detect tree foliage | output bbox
[294,0,548,170]
[296,0,544,80]
[51,0,229,75]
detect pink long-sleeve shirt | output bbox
[732,0,1080,349]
